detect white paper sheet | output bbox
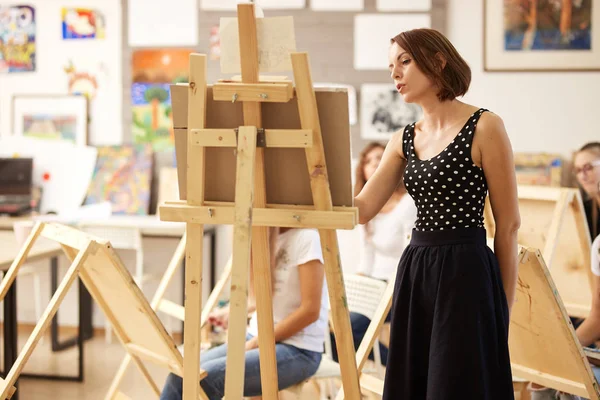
[354,14,431,70]
[0,137,97,215]
[256,0,304,9]
[128,0,198,46]
[311,0,363,11]
[201,0,237,10]
[220,16,296,74]
[376,0,431,11]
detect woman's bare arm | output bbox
[355,133,407,224]
[478,113,521,314]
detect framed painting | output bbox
[12,94,88,146]
[360,83,422,141]
[484,0,600,71]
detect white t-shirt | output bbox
[247,228,328,353]
[357,194,418,281]
[591,234,600,277]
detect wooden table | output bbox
[0,231,63,400]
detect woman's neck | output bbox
[418,98,466,133]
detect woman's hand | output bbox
[245,336,259,351]
[208,306,230,329]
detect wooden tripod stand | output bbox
[159,3,361,399]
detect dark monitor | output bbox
[0,158,33,196]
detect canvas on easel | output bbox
[0,222,209,400]
[508,247,600,399]
[159,3,362,399]
[484,185,593,318]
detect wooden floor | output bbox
[4,329,357,400]
[6,329,529,399]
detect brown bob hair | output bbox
[391,28,471,102]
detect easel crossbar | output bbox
[159,202,357,229]
[189,128,313,148]
[212,82,293,103]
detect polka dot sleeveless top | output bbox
[402,108,488,232]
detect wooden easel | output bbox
[509,246,600,399]
[0,222,209,400]
[159,4,361,399]
[105,234,233,399]
[485,185,593,317]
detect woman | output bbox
[354,28,520,399]
[573,142,600,239]
[330,142,416,365]
[160,227,327,400]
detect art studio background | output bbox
[0,0,598,390]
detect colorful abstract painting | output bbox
[131,49,193,153]
[84,144,154,215]
[0,5,36,73]
[22,114,78,142]
[61,8,105,40]
[504,0,592,51]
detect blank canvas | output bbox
[354,14,431,70]
[128,0,198,46]
[376,0,431,11]
[311,0,363,11]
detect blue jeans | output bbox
[329,311,390,366]
[159,335,322,400]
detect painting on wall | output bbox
[0,5,36,73]
[84,144,153,215]
[12,95,88,146]
[485,0,600,71]
[131,49,192,153]
[61,7,106,40]
[360,84,422,141]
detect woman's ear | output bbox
[435,52,447,71]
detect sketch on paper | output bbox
[220,16,296,73]
[84,144,154,215]
[0,5,36,73]
[360,84,422,140]
[62,8,105,40]
[131,49,192,153]
[504,0,592,51]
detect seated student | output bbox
[330,142,417,366]
[160,227,327,400]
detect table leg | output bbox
[2,273,19,400]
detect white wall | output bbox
[0,0,123,145]
[447,0,599,157]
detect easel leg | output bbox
[291,52,361,399]
[236,5,279,397]
[224,126,258,400]
[0,242,93,399]
[182,224,205,400]
[0,222,44,300]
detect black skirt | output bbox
[382,227,514,400]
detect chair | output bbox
[286,274,389,399]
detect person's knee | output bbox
[160,373,183,400]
